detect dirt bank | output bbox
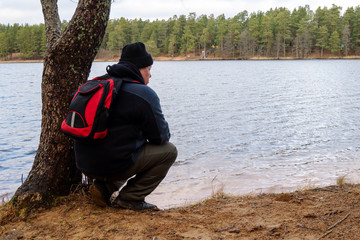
[1,183,359,239]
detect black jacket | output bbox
[74,62,170,176]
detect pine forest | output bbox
[1,4,360,60]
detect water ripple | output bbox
[2,61,360,205]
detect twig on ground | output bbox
[317,212,350,240]
[327,213,350,230]
[317,230,333,240]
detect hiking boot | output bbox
[111,198,159,211]
[89,180,112,207]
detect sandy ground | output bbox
[1,183,359,239]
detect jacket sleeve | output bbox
[141,88,170,145]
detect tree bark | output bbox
[12,0,111,209]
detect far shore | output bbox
[1,55,360,63]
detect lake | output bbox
[1,60,360,208]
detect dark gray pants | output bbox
[111,142,177,202]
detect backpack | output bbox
[61,74,130,140]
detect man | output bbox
[74,42,177,210]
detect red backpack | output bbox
[61,74,131,140]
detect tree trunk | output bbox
[276,34,281,59]
[12,0,111,209]
[283,36,286,57]
[321,47,324,58]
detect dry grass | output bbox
[207,176,232,200]
[0,202,19,225]
[337,175,347,186]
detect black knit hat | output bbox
[119,42,153,68]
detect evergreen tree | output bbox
[216,14,228,57]
[275,8,291,57]
[316,25,329,57]
[156,20,169,53]
[17,24,33,58]
[262,12,274,56]
[129,19,142,42]
[140,20,153,44]
[295,18,312,58]
[248,11,264,56]
[206,14,217,54]
[329,30,341,54]
[181,24,195,56]
[195,14,208,54]
[352,7,360,53]
[145,39,160,56]
[170,15,186,54]
[200,27,210,57]
[327,5,342,34]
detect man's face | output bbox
[139,65,152,85]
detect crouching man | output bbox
[74,42,177,210]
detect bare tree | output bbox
[238,29,254,58]
[294,36,300,58]
[294,29,312,58]
[301,29,312,58]
[224,32,235,58]
[276,33,281,59]
[12,0,111,209]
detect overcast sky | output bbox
[0,0,359,25]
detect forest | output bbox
[1,4,360,60]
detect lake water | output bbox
[1,60,360,208]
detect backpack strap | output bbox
[95,74,140,93]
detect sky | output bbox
[0,0,359,25]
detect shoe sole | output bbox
[112,199,159,211]
[89,185,108,207]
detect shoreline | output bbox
[1,55,360,63]
[1,183,360,239]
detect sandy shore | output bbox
[1,55,360,63]
[1,183,360,239]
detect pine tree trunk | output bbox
[12,0,111,210]
[321,47,324,58]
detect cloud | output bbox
[0,0,40,10]
[0,8,42,25]
[110,0,360,21]
[111,0,188,20]
[110,0,256,20]
[0,0,43,24]
[0,0,359,24]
